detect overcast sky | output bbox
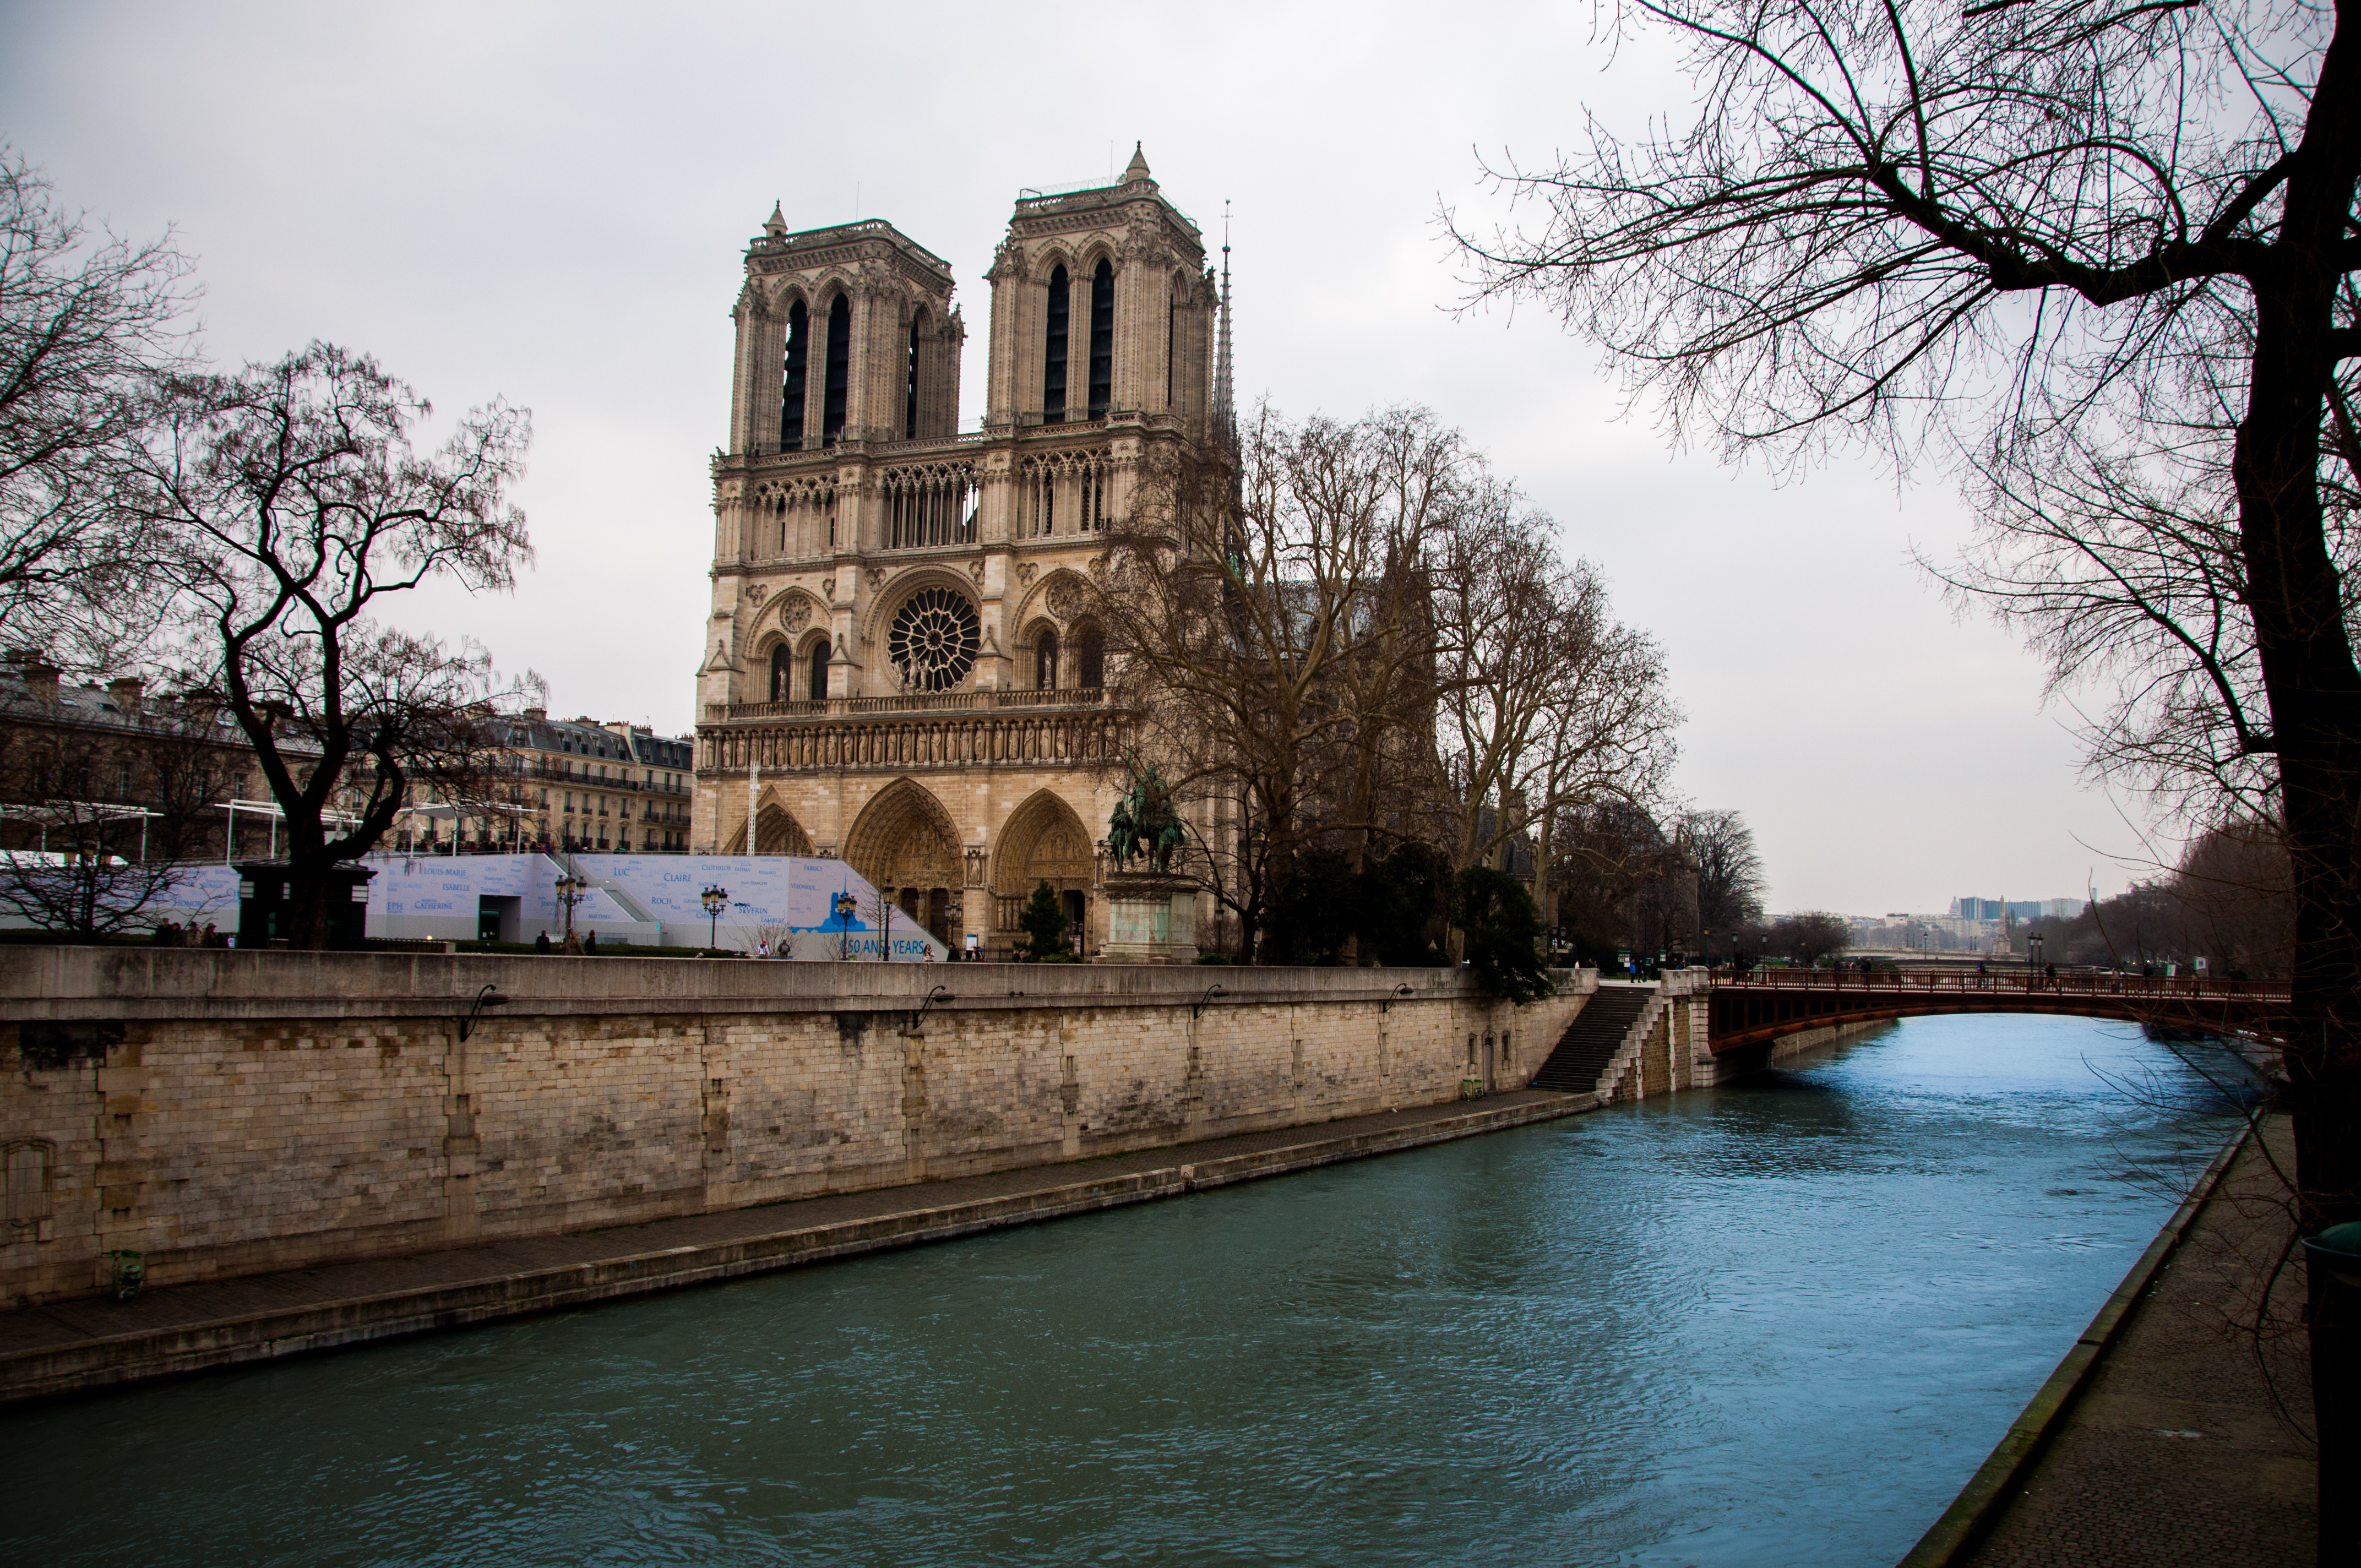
[1,1,2172,916]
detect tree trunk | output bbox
[282,848,337,950]
[2234,32,2361,1544]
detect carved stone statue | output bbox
[1106,760,1185,874]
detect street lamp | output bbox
[554,873,588,950]
[834,890,858,961]
[2028,931,2046,989]
[877,883,895,963]
[701,884,728,950]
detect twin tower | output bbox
[695,149,1222,958]
[723,144,1220,453]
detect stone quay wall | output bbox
[0,950,1596,1307]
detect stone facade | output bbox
[0,949,1591,1307]
[695,148,1220,957]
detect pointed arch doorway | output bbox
[992,790,1097,957]
[844,778,962,947]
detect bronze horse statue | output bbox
[1106,761,1186,874]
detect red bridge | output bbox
[1707,969,2289,1052]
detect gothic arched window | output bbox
[905,315,922,439]
[822,293,851,445]
[1043,266,1070,422]
[769,644,793,704]
[781,300,808,451]
[808,638,831,701]
[1036,629,1059,691]
[1075,623,1105,689]
[1088,258,1114,418]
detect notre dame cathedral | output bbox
[692,146,1221,956]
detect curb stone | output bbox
[1895,1121,2256,1568]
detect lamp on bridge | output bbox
[700,884,728,950]
[2028,932,2046,987]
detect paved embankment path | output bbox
[0,1087,1592,1404]
[1914,1112,2315,1567]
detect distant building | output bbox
[396,707,695,856]
[0,654,358,865]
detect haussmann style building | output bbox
[693,146,1223,957]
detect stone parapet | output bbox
[0,949,1595,1309]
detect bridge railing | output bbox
[1708,968,2289,1004]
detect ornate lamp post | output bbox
[2028,930,2046,989]
[877,883,895,963]
[554,873,588,950]
[701,884,728,950]
[834,890,858,961]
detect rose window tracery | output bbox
[888,586,981,693]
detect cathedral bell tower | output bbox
[727,210,965,456]
[982,145,1216,434]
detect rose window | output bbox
[888,587,981,693]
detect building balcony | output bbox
[705,687,1113,723]
[698,688,1130,775]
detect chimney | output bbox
[522,706,547,722]
[107,676,144,716]
[17,657,58,705]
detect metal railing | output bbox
[1710,968,2289,1003]
[709,687,1112,723]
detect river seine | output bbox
[0,1012,2229,1567]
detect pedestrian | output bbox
[2044,962,2057,989]
[535,930,551,952]
[584,930,599,955]
[759,936,771,958]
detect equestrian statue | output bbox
[1106,759,1187,875]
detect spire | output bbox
[763,201,786,237]
[1123,141,1152,183]
[1214,200,1235,448]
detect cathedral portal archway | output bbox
[721,794,816,856]
[844,778,962,945]
[992,789,1097,952]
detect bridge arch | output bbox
[1707,974,2284,1055]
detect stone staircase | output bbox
[1531,984,1657,1095]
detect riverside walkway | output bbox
[1911,1112,2315,1567]
[0,1087,1593,1404]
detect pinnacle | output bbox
[763,201,786,236]
[1123,142,1152,183]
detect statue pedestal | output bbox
[1102,874,1198,965]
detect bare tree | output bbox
[133,345,532,947]
[0,151,195,669]
[1684,808,1767,935]
[1100,406,1444,962]
[1454,0,2361,1497]
[1429,496,1680,902]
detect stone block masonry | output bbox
[0,950,1596,1307]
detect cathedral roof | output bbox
[746,218,955,284]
